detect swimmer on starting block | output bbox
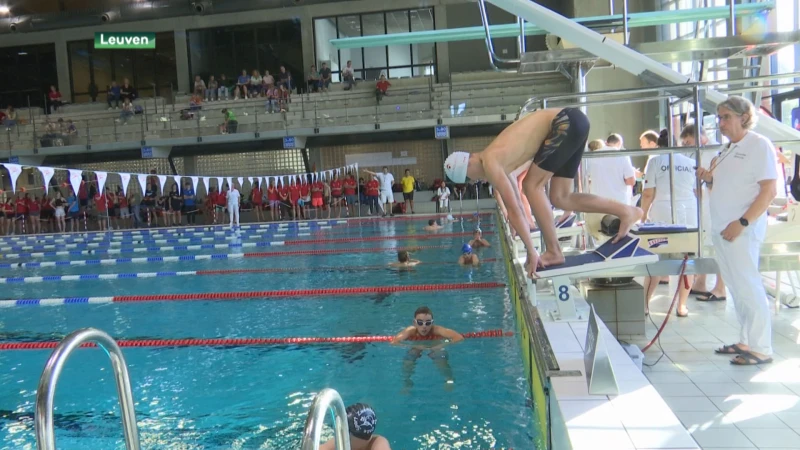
[389,250,420,268]
[469,229,491,248]
[392,306,463,392]
[445,107,642,277]
[319,403,392,450]
[423,219,443,232]
[458,243,480,266]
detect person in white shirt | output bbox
[363,167,395,217]
[437,183,451,212]
[227,184,241,228]
[680,124,726,302]
[640,129,698,317]
[584,139,636,239]
[696,96,777,366]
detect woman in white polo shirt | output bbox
[696,96,777,366]
[640,129,698,317]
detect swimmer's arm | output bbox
[480,238,491,247]
[472,254,480,264]
[641,187,655,222]
[391,327,415,344]
[434,326,464,344]
[362,169,378,176]
[483,160,539,263]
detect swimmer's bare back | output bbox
[482,108,562,174]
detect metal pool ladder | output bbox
[300,388,351,450]
[35,327,141,450]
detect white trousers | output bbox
[711,228,772,355]
[439,198,450,210]
[228,204,240,227]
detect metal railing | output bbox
[299,388,351,450]
[35,328,140,450]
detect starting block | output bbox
[632,223,699,255]
[513,214,584,257]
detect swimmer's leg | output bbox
[401,348,423,393]
[548,177,642,244]
[521,165,562,266]
[429,349,455,391]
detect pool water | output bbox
[0,216,539,449]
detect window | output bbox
[0,44,58,109]
[313,8,437,84]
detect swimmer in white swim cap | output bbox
[443,106,642,278]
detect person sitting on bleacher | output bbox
[277,66,292,91]
[119,99,134,124]
[237,70,250,98]
[307,65,320,93]
[262,71,275,90]
[120,78,137,103]
[342,60,356,91]
[265,85,279,113]
[376,74,390,103]
[278,85,290,112]
[193,75,206,97]
[206,76,218,101]
[319,62,332,92]
[107,81,121,110]
[47,85,64,114]
[3,105,17,129]
[218,74,231,100]
[250,70,263,98]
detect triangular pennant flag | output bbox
[37,166,55,194]
[137,174,148,194]
[328,170,334,180]
[173,175,182,190]
[2,163,22,193]
[226,177,233,190]
[191,176,199,194]
[119,173,131,196]
[96,171,108,194]
[216,177,223,190]
[247,176,253,187]
[68,169,83,197]
[157,175,167,194]
[201,177,210,194]
[237,177,244,188]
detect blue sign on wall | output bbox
[8,156,19,164]
[434,125,449,140]
[141,147,153,159]
[283,136,296,149]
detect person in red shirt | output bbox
[251,180,263,223]
[215,186,227,224]
[94,191,108,231]
[366,176,380,215]
[343,173,358,217]
[28,195,41,235]
[299,179,311,220]
[47,85,64,114]
[78,176,89,212]
[288,179,301,220]
[375,74,391,103]
[330,173,344,218]
[277,181,290,221]
[311,179,325,219]
[204,187,217,224]
[267,180,280,221]
[14,194,29,234]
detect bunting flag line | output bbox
[191,176,200,195]
[68,169,83,197]
[2,163,22,193]
[96,171,108,194]
[137,174,148,195]
[157,175,167,194]
[119,173,131,196]
[38,167,55,195]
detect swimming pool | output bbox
[0,215,542,449]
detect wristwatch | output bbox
[739,217,749,227]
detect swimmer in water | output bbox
[468,228,491,248]
[458,243,480,266]
[392,306,463,392]
[388,250,420,268]
[423,219,442,232]
[319,403,392,450]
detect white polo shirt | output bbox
[643,153,698,226]
[585,147,635,205]
[375,172,394,192]
[709,131,777,235]
[227,188,241,206]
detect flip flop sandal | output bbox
[697,294,727,302]
[730,352,773,366]
[715,344,745,355]
[690,289,711,296]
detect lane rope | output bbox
[0,329,514,350]
[0,282,505,307]
[0,259,499,284]
[0,245,451,270]
[0,232,490,260]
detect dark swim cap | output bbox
[347,403,377,440]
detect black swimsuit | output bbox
[532,108,590,179]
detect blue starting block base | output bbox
[535,235,659,278]
[634,223,698,234]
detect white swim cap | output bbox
[444,152,470,183]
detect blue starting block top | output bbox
[530,213,578,233]
[634,223,698,234]
[535,235,658,278]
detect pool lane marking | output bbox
[0,232,491,260]
[0,259,498,283]
[0,282,506,307]
[0,244,452,270]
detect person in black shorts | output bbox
[443,107,643,278]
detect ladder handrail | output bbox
[35,328,140,450]
[300,388,351,450]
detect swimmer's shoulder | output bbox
[370,435,392,450]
